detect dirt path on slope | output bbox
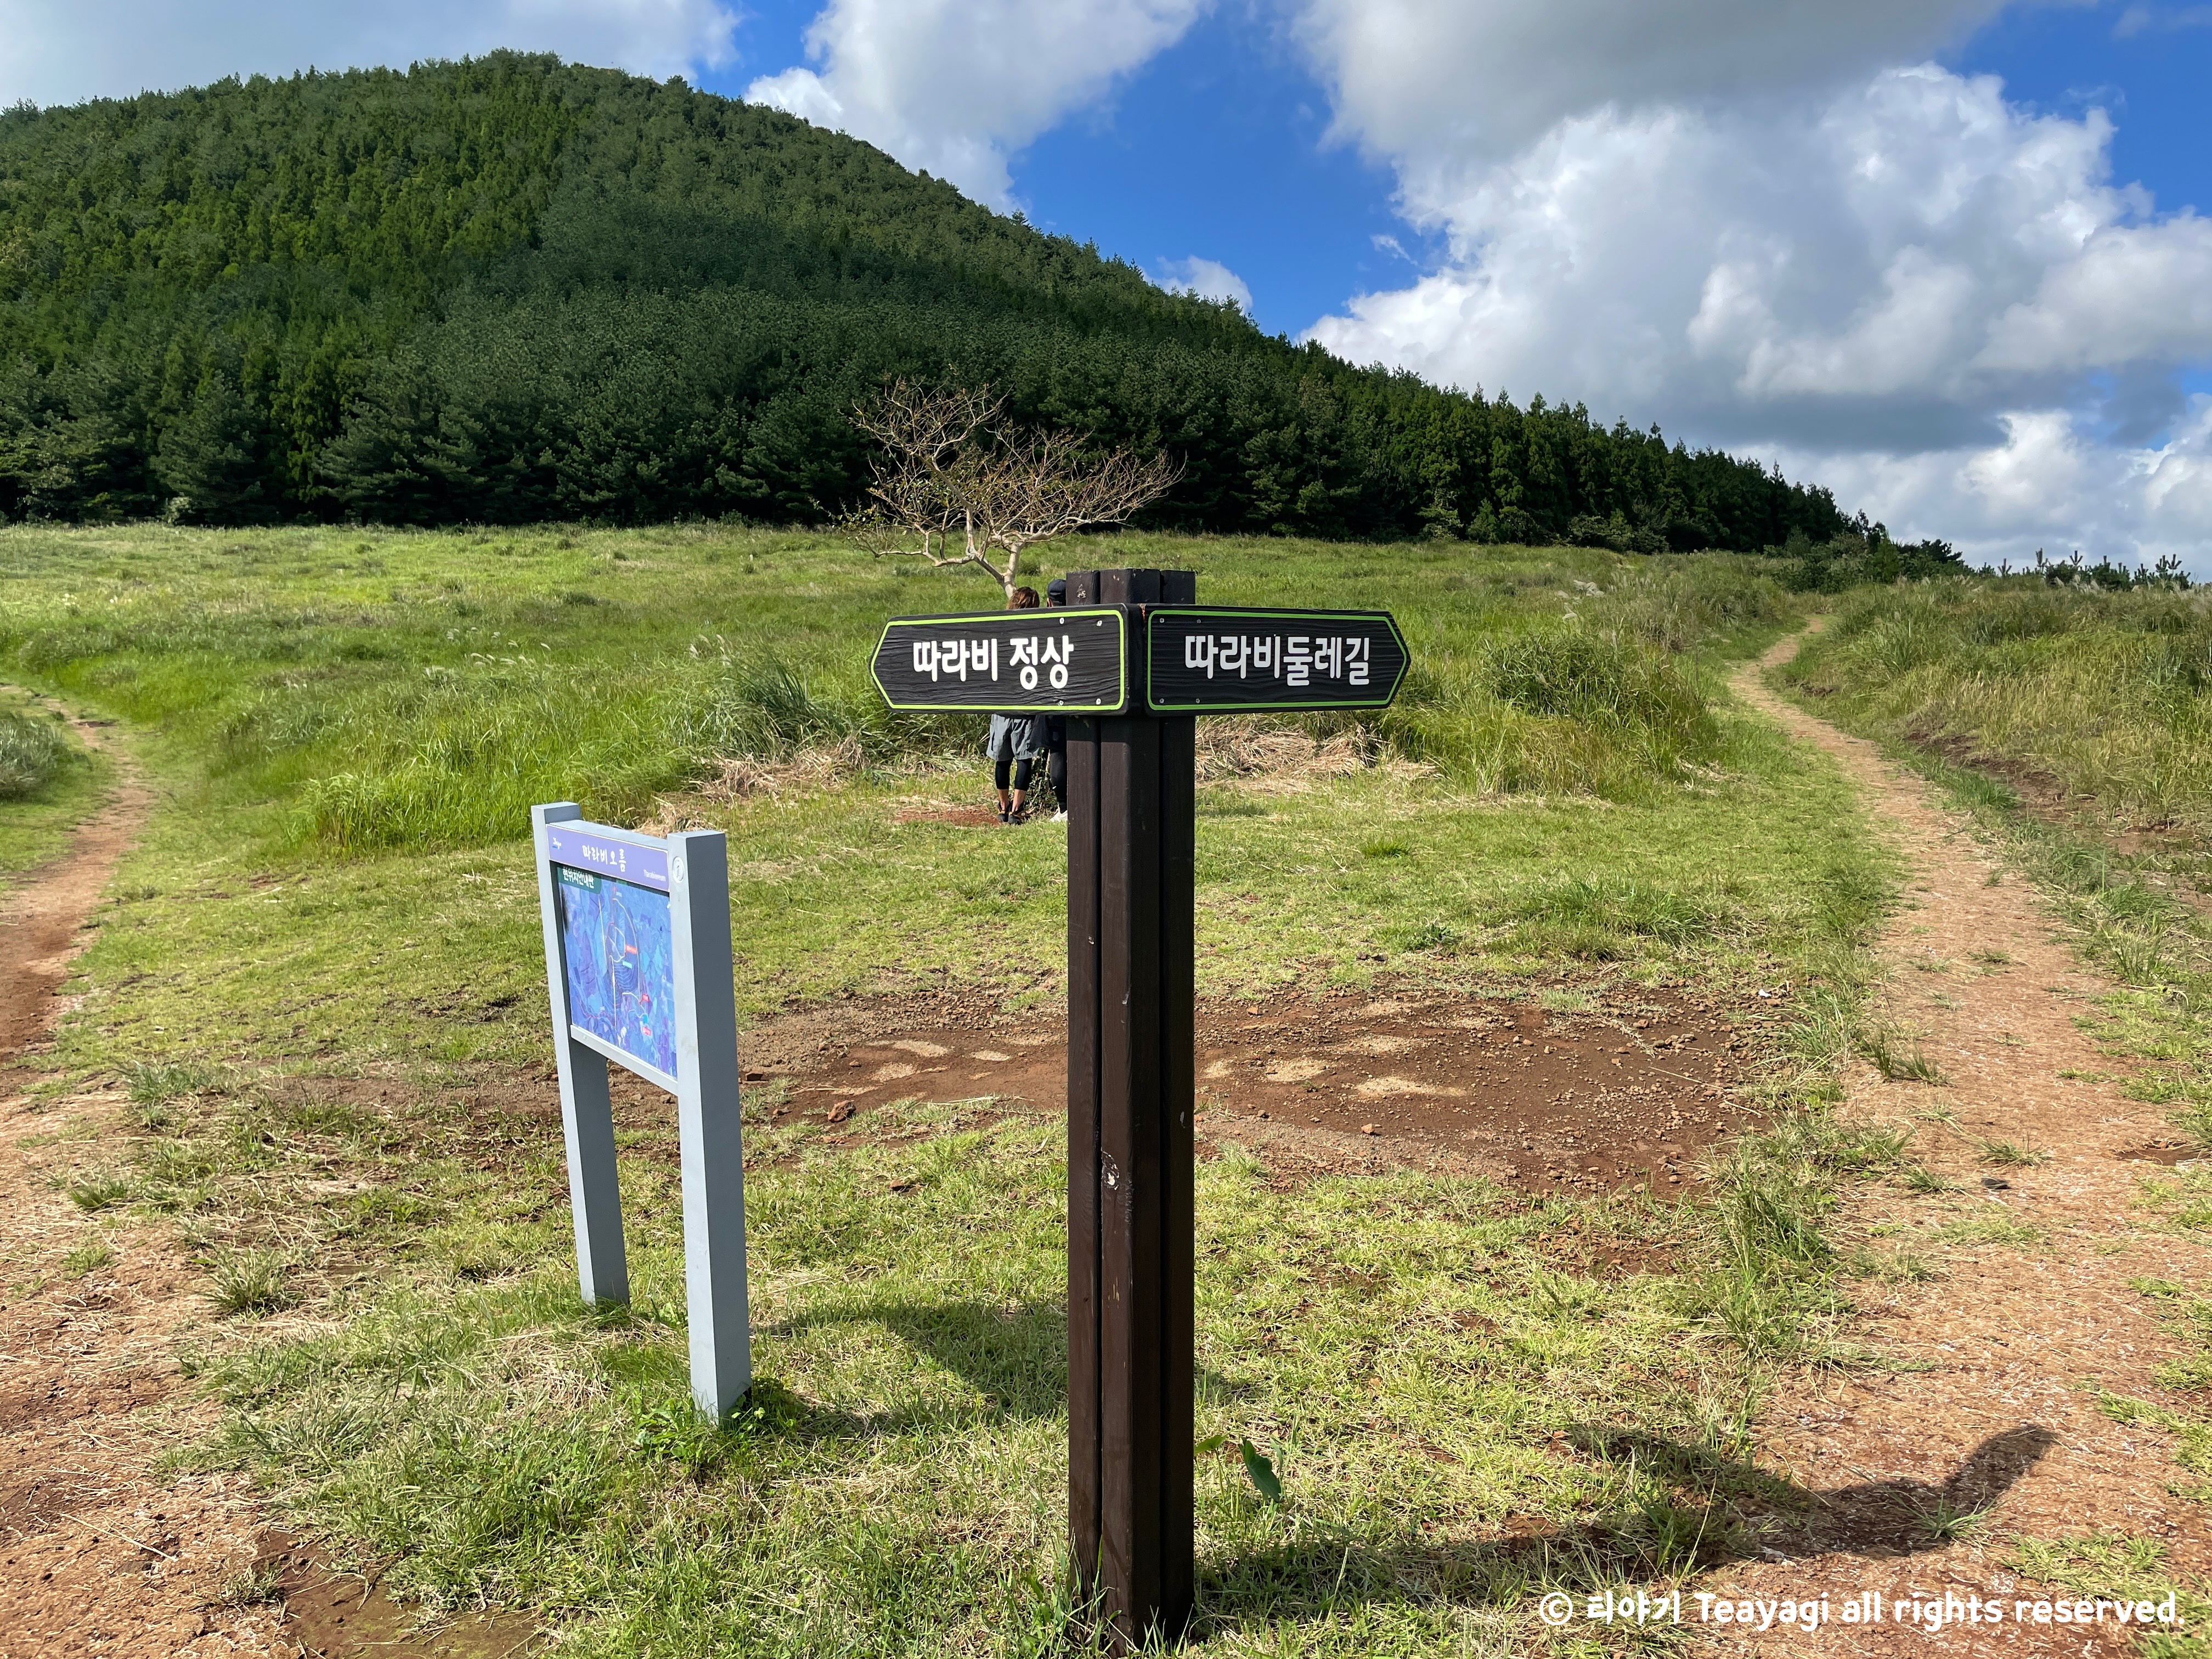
[1688,633,2212,1655]
[0,699,295,1656]
[0,700,541,1659]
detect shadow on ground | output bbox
[1189,1425,2057,1628]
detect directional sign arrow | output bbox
[1144,607,1409,713]
[871,608,1130,713]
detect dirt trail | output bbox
[0,706,143,1053]
[0,699,295,1656]
[1691,633,2212,1655]
[0,702,542,1659]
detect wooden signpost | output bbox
[875,572,1407,1645]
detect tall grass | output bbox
[280,663,691,851]
[1786,579,2212,834]
[1383,623,1733,796]
[0,706,74,799]
[1375,554,1793,797]
[277,652,981,851]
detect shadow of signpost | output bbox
[748,1295,2057,1637]
[1773,1423,2058,1555]
[1193,1424,2059,1633]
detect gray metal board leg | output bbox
[562,1038,628,1306]
[532,802,629,1306]
[669,828,754,1418]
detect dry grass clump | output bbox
[697,736,869,799]
[1196,716,1431,789]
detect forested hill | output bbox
[1,54,1851,544]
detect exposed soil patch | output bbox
[253,1530,540,1659]
[1191,984,1752,1192]
[1689,631,2212,1658]
[891,802,1018,829]
[737,980,1765,1195]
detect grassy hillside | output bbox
[1785,579,2212,842]
[0,521,1801,871]
[2,55,1851,546]
[0,522,1934,1657]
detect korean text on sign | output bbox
[911,633,1076,688]
[1182,633,1371,689]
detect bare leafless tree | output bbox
[844,380,1180,600]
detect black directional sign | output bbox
[1144,607,1409,713]
[871,607,1129,713]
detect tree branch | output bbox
[845,381,1181,598]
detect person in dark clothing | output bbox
[1039,578,1070,821]
[987,712,1039,822]
[988,586,1043,822]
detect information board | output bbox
[871,607,1128,713]
[1144,607,1409,712]
[532,805,752,1419]
[555,866,677,1082]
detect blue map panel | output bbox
[556,865,678,1080]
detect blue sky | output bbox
[702,3,2210,346]
[5,0,2210,564]
[1968,4,2211,218]
[1962,5,2212,430]
[696,3,1410,338]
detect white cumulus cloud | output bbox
[1299,6,2212,566]
[0,0,739,106]
[1152,256,1252,312]
[745,0,1206,207]
[1768,397,2212,569]
[1293,0,2007,183]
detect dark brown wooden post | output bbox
[1066,567,1197,1646]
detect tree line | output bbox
[2,54,1856,549]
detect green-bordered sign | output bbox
[872,607,1130,713]
[869,603,1409,715]
[1144,607,1409,713]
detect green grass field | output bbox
[2,522,1931,1656]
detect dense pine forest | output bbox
[2,54,1860,545]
